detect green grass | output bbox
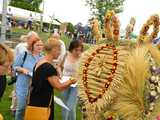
[0,84,13,120]
[11,27,92,50]
[11,27,50,42]
[11,28,73,45]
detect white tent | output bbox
[0,5,61,25]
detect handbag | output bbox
[24,96,52,120]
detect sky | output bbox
[41,0,91,25]
[1,0,160,33]
[119,0,160,33]
[42,0,160,33]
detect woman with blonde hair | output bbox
[0,43,13,99]
[28,37,76,120]
[52,33,66,67]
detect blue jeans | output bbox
[15,94,27,120]
[61,87,77,120]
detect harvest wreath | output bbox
[75,11,160,120]
[138,14,159,43]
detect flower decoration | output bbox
[105,10,115,19]
[77,41,129,119]
[82,44,118,103]
[104,10,120,41]
[138,14,159,43]
[145,54,160,117]
[91,19,102,42]
[104,111,118,120]
[76,10,160,120]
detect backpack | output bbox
[8,51,27,85]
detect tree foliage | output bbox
[67,22,75,33]
[9,0,43,12]
[86,0,125,25]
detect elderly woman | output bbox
[0,43,13,99]
[28,38,76,120]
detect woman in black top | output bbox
[0,43,13,100]
[28,37,76,120]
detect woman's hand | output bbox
[17,68,29,75]
[69,78,76,84]
[48,76,77,91]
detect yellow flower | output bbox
[139,35,149,42]
[105,10,115,19]
[104,111,117,119]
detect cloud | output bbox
[43,0,90,25]
[119,0,160,33]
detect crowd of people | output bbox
[0,31,83,120]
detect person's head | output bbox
[79,34,85,43]
[20,35,27,42]
[69,40,83,57]
[52,33,60,40]
[26,31,40,51]
[8,8,11,11]
[44,37,61,59]
[79,34,84,39]
[31,40,44,54]
[0,43,13,75]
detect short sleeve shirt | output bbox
[29,63,57,107]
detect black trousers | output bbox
[0,75,7,99]
[49,99,54,120]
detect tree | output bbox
[86,0,125,25]
[67,22,75,33]
[9,0,42,12]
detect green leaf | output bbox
[9,0,42,12]
[86,0,125,24]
